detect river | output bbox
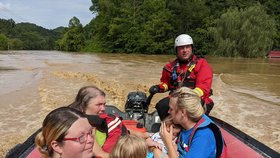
[0,50,279,157]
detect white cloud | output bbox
[0,0,93,29]
[0,2,10,10]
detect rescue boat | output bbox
[267,50,280,58]
[5,92,280,158]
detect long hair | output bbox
[110,135,147,158]
[170,87,204,122]
[35,107,86,158]
[68,85,105,112]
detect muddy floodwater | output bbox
[0,50,280,157]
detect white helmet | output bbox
[174,34,193,48]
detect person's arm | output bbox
[159,122,178,158]
[159,64,173,92]
[151,139,178,158]
[194,58,213,97]
[146,137,163,150]
[153,147,168,158]
[92,136,109,158]
[128,129,150,139]
[150,62,174,94]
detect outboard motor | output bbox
[125,91,148,113]
[105,91,160,132]
[124,91,148,126]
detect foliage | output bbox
[57,17,85,51]
[209,4,277,57]
[8,38,24,50]
[0,34,8,50]
[87,0,174,54]
[0,0,279,57]
[136,0,173,54]
[85,0,279,56]
[0,19,61,50]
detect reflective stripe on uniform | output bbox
[108,117,121,133]
[162,83,168,92]
[188,63,196,72]
[194,87,204,97]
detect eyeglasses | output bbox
[63,131,93,144]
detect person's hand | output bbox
[149,85,160,94]
[160,122,179,158]
[147,140,163,150]
[172,141,178,151]
[159,122,173,146]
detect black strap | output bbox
[208,123,224,158]
[178,59,197,87]
[185,60,197,78]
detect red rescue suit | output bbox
[158,55,213,105]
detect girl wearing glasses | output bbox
[35,107,94,158]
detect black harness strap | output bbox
[178,59,197,88]
[208,123,224,158]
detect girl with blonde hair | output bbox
[110,135,147,158]
[160,87,225,158]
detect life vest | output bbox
[162,55,213,104]
[169,58,198,91]
[179,116,227,158]
[159,55,214,114]
[87,113,128,152]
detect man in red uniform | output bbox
[149,34,214,118]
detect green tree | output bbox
[58,17,85,51]
[167,0,210,34]
[19,32,46,50]
[2,22,61,50]
[0,18,15,35]
[88,0,174,53]
[0,33,8,50]
[137,0,173,54]
[86,0,280,55]
[9,38,24,50]
[260,0,280,49]
[209,4,277,57]
[167,0,211,54]
[89,0,130,52]
[69,16,83,28]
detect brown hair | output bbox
[68,85,105,112]
[35,107,86,158]
[110,135,147,158]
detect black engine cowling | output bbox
[125,91,148,113]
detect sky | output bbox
[0,0,94,29]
